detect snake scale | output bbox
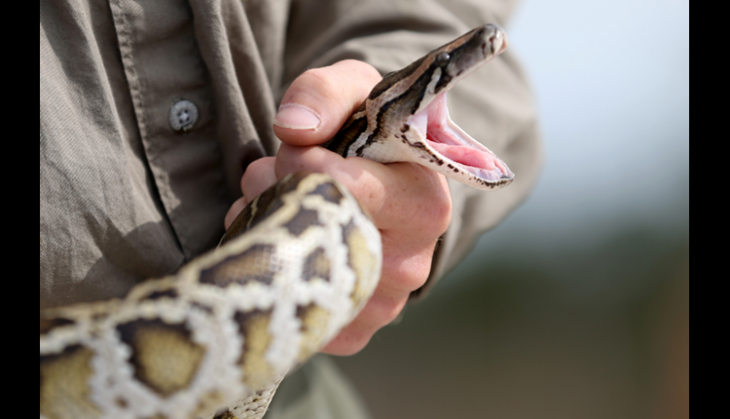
[40,24,513,419]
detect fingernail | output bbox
[274,103,321,130]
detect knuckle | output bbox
[382,301,406,324]
[245,156,270,173]
[429,194,452,234]
[324,329,370,356]
[364,292,406,325]
[241,157,271,188]
[419,176,452,235]
[397,263,431,292]
[337,59,382,83]
[381,256,430,293]
[299,67,338,95]
[405,195,451,239]
[391,166,452,237]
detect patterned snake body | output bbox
[40,24,512,419]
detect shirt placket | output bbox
[108,0,229,260]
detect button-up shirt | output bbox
[40,0,541,414]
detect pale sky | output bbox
[468,0,689,255]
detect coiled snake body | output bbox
[40,24,513,419]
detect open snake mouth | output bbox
[409,92,514,183]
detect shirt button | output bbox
[169,99,199,132]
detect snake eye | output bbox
[436,52,450,67]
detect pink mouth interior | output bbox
[410,93,513,180]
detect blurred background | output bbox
[333,0,689,418]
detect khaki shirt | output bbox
[40,0,540,416]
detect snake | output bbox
[40,24,513,419]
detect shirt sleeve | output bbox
[280,0,543,299]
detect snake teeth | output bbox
[409,92,514,186]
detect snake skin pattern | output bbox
[40,24,512,419]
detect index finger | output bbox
[274,143,451,231]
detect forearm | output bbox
[283,0,542,298]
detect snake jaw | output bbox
[397,24,514,189]
[407,91,514,189]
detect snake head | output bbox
[379,24,515,189]
[326,24,514,190]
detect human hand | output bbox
[224,60,452,355]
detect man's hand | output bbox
[224,60,452,355]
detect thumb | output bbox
[273,60,382,146]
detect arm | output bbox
[227,0,541,354]
[280,0,541,299]
[278,0,542,299]
[226,60,451,355]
